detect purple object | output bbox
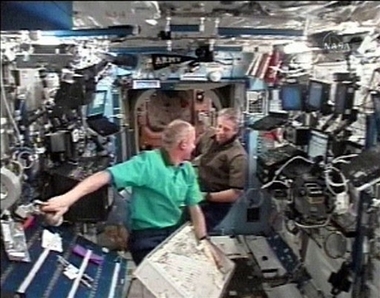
[73,244,104,265]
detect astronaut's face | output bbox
[215,116,238,144]
[181,128,196,160]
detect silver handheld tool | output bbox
[14,200,46,219]
[57,256,94,283]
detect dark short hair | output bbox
[218,108,241,128]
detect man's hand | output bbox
[201,239,222,269]
[44,212,64,226]
[40,195,71,226]
[40,195,71,217]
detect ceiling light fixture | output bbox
[145,19,158,26]
[165,17,171,33]
[199,17,205,32]
[167,40,172,51]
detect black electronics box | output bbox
[257,145,306,184]
[45,158,113,222]
[285,126,310,146]
[87,115,120,136]
[341,145,380,188]
[256,161,276,184]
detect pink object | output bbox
[73,244,103,265]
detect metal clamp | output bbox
[57,256,94,283]
[14,200,46,219]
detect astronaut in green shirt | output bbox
[42,120,217,265]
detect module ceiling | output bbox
[72,1,380,49]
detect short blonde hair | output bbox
[162,119,194,150]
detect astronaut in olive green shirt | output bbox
[193,108,247,232]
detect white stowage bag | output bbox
[134,224,235,298]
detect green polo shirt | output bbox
[107,149,202,230]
